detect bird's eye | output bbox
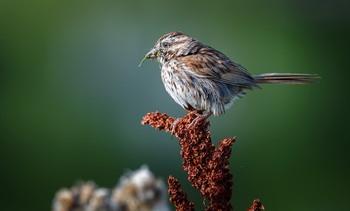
[162,42,169,47]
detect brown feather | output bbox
[179,47,259,88]
[253,73,320,84]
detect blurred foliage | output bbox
[0,0,349,210]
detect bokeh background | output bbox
[1,0,349,210]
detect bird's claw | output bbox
[187,112,212,129]
[170,118,181,138]
[187,116,202,129]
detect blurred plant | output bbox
[142,111,264,211]
[52,166,169,211]
[111,165,169,211]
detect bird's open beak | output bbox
[138,48,158,67]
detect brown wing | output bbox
[179,46,259,89]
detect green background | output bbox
[1,0,349,210]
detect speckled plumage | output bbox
[154,32,258,116]
[140,31,318,119]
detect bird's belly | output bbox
[161,69,202,111]
[161,67,240,116]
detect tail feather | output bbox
[253,73,320,84]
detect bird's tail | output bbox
[253,73,320,84]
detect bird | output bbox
[139,31,319,128]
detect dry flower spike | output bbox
[168,176,195,211]
[247,199,265,211]
[142,111,242,210]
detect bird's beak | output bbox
[138,48,158,67]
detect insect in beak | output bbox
[139,48,158,67]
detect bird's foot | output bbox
[170,118,181,138]
[187,111,212,129]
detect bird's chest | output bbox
[161,63,201,109]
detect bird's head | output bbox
[139,31,201,67]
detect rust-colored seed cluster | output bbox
[247,199,265,211]
[168,176,195,211]
[142,111,237,210]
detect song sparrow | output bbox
[139,31,318,127]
